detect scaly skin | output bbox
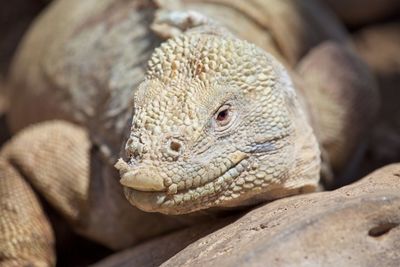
[115,27,320,214]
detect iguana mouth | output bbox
[122,152,249,214]
[117,150,248,191]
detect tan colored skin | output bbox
[0,0,378,266]
[114,24,320,214]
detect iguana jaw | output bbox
[119,152,250,214]
[115,150,250,214]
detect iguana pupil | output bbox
[216,109,228,122]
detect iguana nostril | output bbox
[163,138,184,159]
[170,141,182,152]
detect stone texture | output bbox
[91,218,233,267]
[92,164,400,267]
[0,77,10,147]
[163,164,400,267]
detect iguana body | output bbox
[1,0,378,266]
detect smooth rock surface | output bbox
[163,164,400,267]
[91,219,233,267]
[92,164,400,267]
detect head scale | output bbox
[115,32,320,214]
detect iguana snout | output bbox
[115,32,321,215]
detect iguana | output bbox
[113,13,322,214]
[0,0,378,266]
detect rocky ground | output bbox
[92,164,400,267]
[0,0,399,266]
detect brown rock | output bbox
[92,164,400,267]
[162,164,400,267]
[91,219,233,267]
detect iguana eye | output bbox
[213,104,236,130]
[216,108,229,123]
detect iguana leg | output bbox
[0,120,91,266]
[1,120,91,223]
[0,159,55,267]
[296,41,379,185]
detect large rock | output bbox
[94,164,400,266]
[163,164,400,267]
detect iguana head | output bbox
[115,32,321,215]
